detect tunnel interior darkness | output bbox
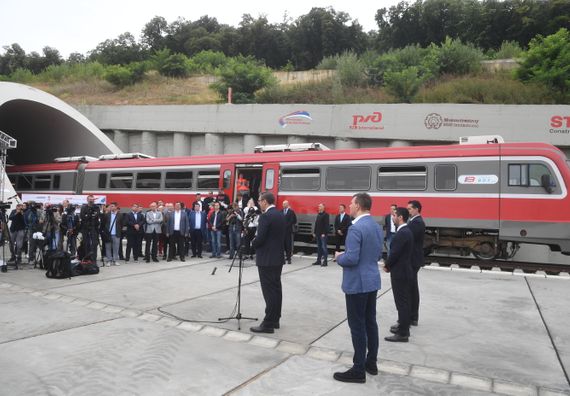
[0,99,116,165]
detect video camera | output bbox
[0,202,11,211]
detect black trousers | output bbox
[335,233,346,251]
[126,233,143,260]
[82,228,99,261]
[190,229,203,256]
[346,291,379,374]
[391,276,411,336]
[169,231,185,260]
[144,232,159,260]
[411,268,420,322]
[284,232,294,260]
[258,265,283,326]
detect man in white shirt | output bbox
[166,202,188,262]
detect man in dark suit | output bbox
[125,204,145,262]
[334,193,383,384]
[250,191,286,334]
[282,200,297,264]
[313,203,330,267]
[101,202,123,266]
[208,202,225,258]
[192,193,206,212]
[407,200,425,327]
[384,204,397,256]
[334,203,352,254]
[166,202,189,262]
[188,202,207,258]
[384,207,414,342]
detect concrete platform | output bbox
[1,255,569,395]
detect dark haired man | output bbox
[80,195,100,262]
[384,207,414,342]
[407,200,425,327]
[334,203,351,257]
[334,193,383,383]
[313,203,329,267]
[282,200,297,264]
[250,191,286,334]
[384,204,397,256]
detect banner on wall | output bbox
[21,194,106,205]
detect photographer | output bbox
[61,204,79,257]
[79,195,101,261]
[243,199,260,260]
[44,204,63,251]
[24,201,46,265]
[226,202,243,260]
[8,204,26,265]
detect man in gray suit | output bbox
[144,201,163,263]
[166,202,189,262]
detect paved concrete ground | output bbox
[1,256,569,396]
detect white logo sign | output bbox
[22,193,106,205]
[458,175,498,185]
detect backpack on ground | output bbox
[45,251,73,279]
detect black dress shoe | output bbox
[411,320,418,326]
[385,334,409,342]
[250,325,274,334]
[333,369,365,383]
[198,255,203,258]
[321,262,328,267]
[287,259,291,264]
[145,259,150,263]
[152,258,159,262]
[191,255,197,258]
[312,261,321,266]
[167,259,172,262]
[365,362,378,375]
[181,258,185,262]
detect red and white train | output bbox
[8,138,570,260]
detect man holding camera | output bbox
[8,204,26,266]
[24,201,45,265]
[80,195,101,262]
[61,204,79,257]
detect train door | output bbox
[261,163,279,199]
[219,163,235,202]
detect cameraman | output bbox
[8,204,26,265]
[80,195,101,261]
[24,201,45,265]
[226,202,243,260]
[44,204,63,251]
[61,204,79,257]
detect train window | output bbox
[110,173,133,189]
[136,172,161,189]
[223,170,231,189]
[378,166,427,190]
[509,163,556,187]
[8,174,16,186]
[197,170,219,189]
[326,166,371,191]
[53,175,61,189]
[435,164,457,191]
[165,171,193,189]
[34,175,51,189]
[17,175,32,190]
[98,173,107,189]
[265,169,275,190]
[280,168,321,191]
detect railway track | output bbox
[425,255,570,275]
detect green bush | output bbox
[516,28,570,100]
[158,53,189,78]
[416,75,554,104]
[211,56,276,103]
[316,54,340,70]
[435,37,483,76]
[9,68,35,83]
[384,66,424,103]
[191,50,227,73]
[335,51,366,87]
[104,65,138,88]
[493,41,524,59]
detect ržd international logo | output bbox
[424,113,443,129]
[424,113,479,129]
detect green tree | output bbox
[236,15,291,69]
[159,53,190,77]
[210,56,277,103]
[89,32,146,65]
[516,28,570,99]
[384,66,424,102]
[0,43,27,75]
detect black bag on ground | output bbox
[45,251,73,279]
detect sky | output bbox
[0,0,400,58]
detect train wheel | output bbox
[472,242,497,260]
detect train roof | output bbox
[7,142,566,172]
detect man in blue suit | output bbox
[166,202,189,262]
[334,193,383,384]
[188,202,207,258]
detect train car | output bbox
[8,139,570,260]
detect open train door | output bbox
[219,163,235,203]
[261,163,279,200]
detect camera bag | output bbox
[45,251,73,279]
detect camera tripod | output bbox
[218,238,257,330]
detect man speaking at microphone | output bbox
[334,193,383,383]
[250,191,286,334]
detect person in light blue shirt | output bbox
[334,193,383,384]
